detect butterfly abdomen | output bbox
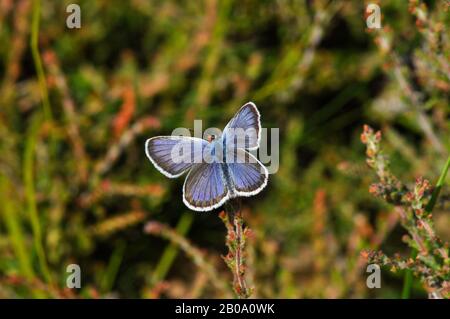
[216,136,236,197]
[220,163,236,197]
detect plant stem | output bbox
[221,200,252,298]
[100,240,126,293]
[24,115,53,285]
[151,212,193,283]
[233,210,248,296]
[0,176,35,280]
[31,0,52,121]
[401,250,417,299]
[425,154,450,214]
[402,154,450,299]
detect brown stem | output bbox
[233,210,248,296]
[220,200,252,298]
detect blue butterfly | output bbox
[145,102,268,211]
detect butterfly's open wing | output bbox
[222,102,261,150]
[145,136,208,178]
[228,148,268,197]
[183,162,229,211]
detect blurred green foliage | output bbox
[0,0,449,298]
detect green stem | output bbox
[31,0,53,121]
[100,241,126,292]
[0,176,35,279]
[401,250,417,299]
[151,212,193,283]
[24,115,53,284]
[425,154,450,213]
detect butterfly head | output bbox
[207,134,216,143]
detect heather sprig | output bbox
[219,202,253,299]
[361,125,409,205]
[361,125,450,298]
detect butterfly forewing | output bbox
[222,102,261,150]
[145,136,208,178]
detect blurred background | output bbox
[0,0,449,298]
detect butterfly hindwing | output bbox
[183,162,229,211]
[228,148,268,196]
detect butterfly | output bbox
[145,102,268,211]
